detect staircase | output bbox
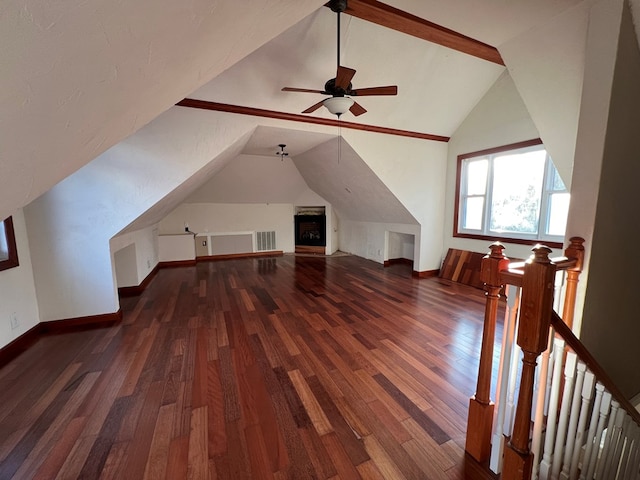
[465,238,640,479]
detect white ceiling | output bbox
[4,0,622,226]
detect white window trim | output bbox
[454,139,567,247]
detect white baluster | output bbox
[596,399,620,479]
[584,391,612,480]
[604,412,630,479]
[551,352,578,480]
[552,269,565,312]
[621,421,640,480]
[532,333,554,480]
[579,384,606,480]
[559,361,587,480]
[489,285,521,474]
[569,370,595,480]
[544,335,557,415]
[503,315,522,438]
[540,338,567,480]
[620,421,638,480]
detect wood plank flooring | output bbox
[0,255,502,479]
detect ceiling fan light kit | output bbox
[281,0,397,118]
[276,144,289,160]
[323,96,354,117]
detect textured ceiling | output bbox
[6,0,630,227]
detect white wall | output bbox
[0,0,325,222]
[0,209,40,349]
[341,130,448,272]
[23,108,259,322]
[444,71,564,261]
[578,0,640,398]
[158,234,196,262]
[499,1,591,187]
[388,232,415,261]
[159,203,297,253]
[110,225,159,287]
[339,219,420,265]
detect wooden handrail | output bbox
[551,311,640,425]
[465,237,586,479]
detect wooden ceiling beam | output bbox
[176,98,450,142]
[342,0,504,65]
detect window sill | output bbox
[453,232,563,250]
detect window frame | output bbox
[0,216,20,272]
[453,139,564,249]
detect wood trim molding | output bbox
[412,269,439,279]
[158,259,197,268]
[0,309,123,367]
[384,258,414,267]
[0,216,20,272]
[0,324,42,367]
[41,309,123,333]
[452,138,563,249]
[118,264,159,297]
[176,99,449,142]
[344,0,504,65]
[457,138,543,161]
[197,251,284,262]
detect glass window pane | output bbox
[547,193,570,236]
[466,159,488,195]
[0,221,8,261]
[489,150,546,234]
[463,197,484,230]
[549,162,566,191]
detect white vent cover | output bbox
[256,231,276,251]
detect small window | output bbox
[0,216,19,272]
[454,139,568,247]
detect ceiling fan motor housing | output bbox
[324,78,352,96]
[329,0,348,13]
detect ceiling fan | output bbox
[281,0,398,118]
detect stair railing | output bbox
[465,238,584,472]
[466,237,640,479]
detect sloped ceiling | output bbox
[0,0,326,222]
[294,137,417,224]
[190,6,505,135]
[173,124,416,226]
[3,0,600,227]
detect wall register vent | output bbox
[256,231,276,251]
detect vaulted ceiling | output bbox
[3,0,617,225]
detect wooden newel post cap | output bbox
[481,242,509,286]
[518,245,557,353]
[530,244,553,264]
[565,236,585,271]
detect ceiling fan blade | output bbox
[282,87,326,94]
[335,66,356,90]
[349,101,367,116]
[351,86,398,96]
[302,100,326,114]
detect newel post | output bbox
[502,246,557,480]
[466,242,509,462]
[561,237,585,329]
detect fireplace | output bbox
[294,215,326,247]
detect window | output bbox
[0,216,19,272]
[454,139,569,247]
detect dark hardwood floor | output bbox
[0,254,501,479]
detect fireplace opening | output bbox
[294,215,326,247]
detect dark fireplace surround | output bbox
[294,215,326,247]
